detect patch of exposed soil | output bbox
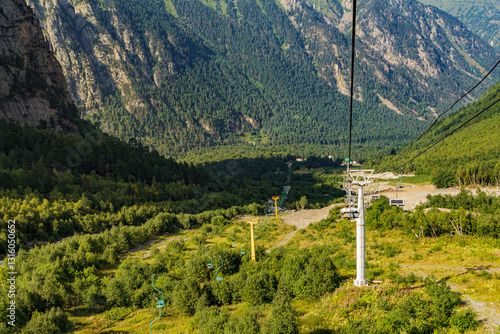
[366,183,500,211]
[266,203,344,253]
[282,203,344,229]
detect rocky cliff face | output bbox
[26,0,203,116]
[287,0,498,116]
[0,0,78,131]
[27,0,139,114]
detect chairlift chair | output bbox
[390,168,405,207]
[389,198,405,207]
[340,206,359,219]
[150,274,165,334]
[257,217,266,231]
[229,232,236,248]
[240,237,246,255]
[371,180,380,200]
[205,246,213,269]
[215,255,224,281]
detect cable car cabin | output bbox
[340,207,359,219]
[390,199,404,207]
[371,195,380,200]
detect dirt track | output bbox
[366,182,500,211]
[266,203,344,253]
[282,203,344,229]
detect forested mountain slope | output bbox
[0,0,287,253]
[27,0,499,157]
[418,0,500,50]
[391,81,500,187]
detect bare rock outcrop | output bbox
[0,0,78,131]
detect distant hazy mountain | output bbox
[418,0,500,50]
[26,0,499,156]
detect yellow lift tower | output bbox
[272,196,280,219]
[248,219,257,262]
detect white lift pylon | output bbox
[341,170,358,219]
[346,169,374,287]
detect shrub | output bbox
[172,278,201,315]
[413,253,423,261]
[185,254,210,283]
[244,203,264,215]
[450,308,478,332]
[425,279,461,320]
[211,280,233,305]
[152,323,174,330]
[200,225,212,234]
[223,309,260,334]
[383,244,401,258]
[337,225,355,244]
[23,307,73,334]
[311,218,333,231]
[146,212,179,235]
[384,294,431,332]
[301,313,324,330]
[428,245,443,253]
[197,307,230,334]
[166,239,186,252]
[191,234,207,247]
[386,273,419,288]
[211,215,228,226]
[104,278,130,307]
[293,255,340,299]
[242,270,277,304]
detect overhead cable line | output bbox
[397,96,500,169]
[348,0,358,169]
[397,54,500,159]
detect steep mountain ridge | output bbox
[293,0,497,110]
[418,0,500,50]
[0,0,79,131]
[26,0,499,157]
[27,0,208,115]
